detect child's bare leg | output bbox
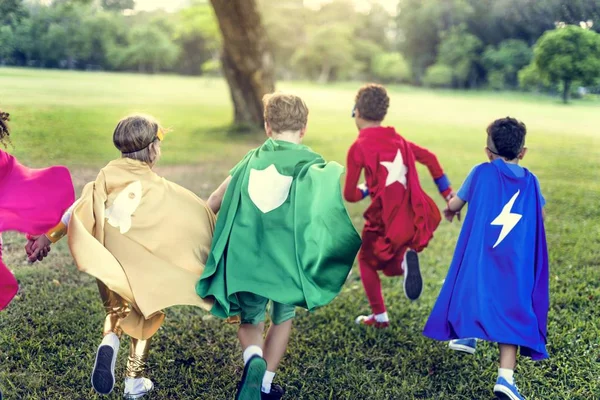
[493,343,525,397]
[496,343,518,387]
[235,298,268,399]
[238,322,265,352]
[259,304,295,394]
[499,343,517,369]
[263,319,293,371]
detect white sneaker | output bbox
[124,377,154,399]
[91,333,120,395]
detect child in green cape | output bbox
[197,93,361,400]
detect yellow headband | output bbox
[156,128,164,141]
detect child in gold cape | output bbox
[30,115,214,399]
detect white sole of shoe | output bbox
[493,384,521,400]
[448,342,476,354]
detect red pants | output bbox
[358,229,409,315]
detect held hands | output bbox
[25,234,52,263]
[444,192,461,223]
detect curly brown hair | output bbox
[0,110,11,148]
[355,84,389,122]
[486,117,527,160]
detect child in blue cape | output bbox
[423,117,549,400]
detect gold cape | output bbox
[68,158,214,339]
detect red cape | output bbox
[345,127,442,259]
[0,150,75,309]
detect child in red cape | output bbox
[344,84,454,328]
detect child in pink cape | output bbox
[0,110,75,309]
[0,110,75,398]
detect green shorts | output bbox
[238,292,296,325]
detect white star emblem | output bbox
[490,190,523,248]
[381,149,408,187]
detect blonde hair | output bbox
[262,92,309,133]
[113,114,165,166]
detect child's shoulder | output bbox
[465,162,493,178]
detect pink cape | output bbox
[0,149,75,309]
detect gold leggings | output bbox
[98,280,153,379]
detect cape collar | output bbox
[358,126,397,139]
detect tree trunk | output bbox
[562,80,571,104]
[210,0,275,129]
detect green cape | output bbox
[196,139,361,318]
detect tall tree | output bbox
[210,0,275,129]
[532,25,600,103]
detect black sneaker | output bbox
[90,334,120,395]
[403,250,423,301]
[235,355,267,400]
[261,384,285,400]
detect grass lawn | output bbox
[0,67,599,399]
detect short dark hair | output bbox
[487,117,526,160]
[0,110,11,148]
[355,84,389,122]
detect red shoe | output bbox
[355,314,390,329]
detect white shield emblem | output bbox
[248,164,293,214]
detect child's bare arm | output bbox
[448,196,466,212]
[443,195,466,223]
[208,176,232,214]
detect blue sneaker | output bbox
[494,377,525,400]
[448,338,477,354]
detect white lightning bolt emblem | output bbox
[490,190,522,249]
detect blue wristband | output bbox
[358,183,369,199]
[434,174,451,193]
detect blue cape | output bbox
[423,159,549,360]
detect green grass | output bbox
[1,67,599,399]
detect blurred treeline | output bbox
[1,0,599,94]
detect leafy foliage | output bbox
[483,40,533,88]
[371,52,411,83]
[1,0,600,97]
[423,64,454,88]
[530,25,600,102]
[437,26,483,88]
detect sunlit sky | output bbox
[134,0,398,15]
